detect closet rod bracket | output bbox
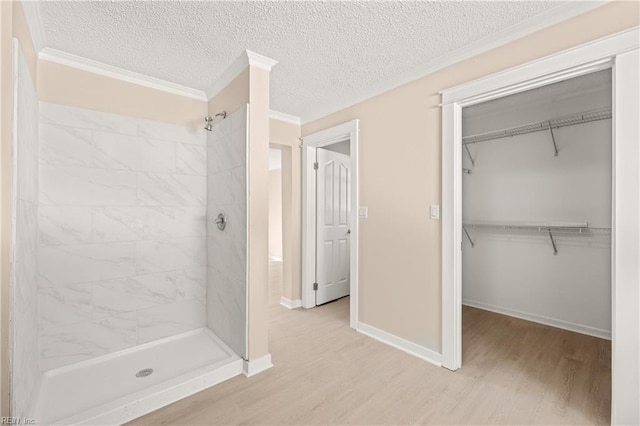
[464,144,475,167]
[548,122,559,157]
[547,228,558,255]
[463,226,475,248]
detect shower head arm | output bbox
[204,111,227,131]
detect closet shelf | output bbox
[462,108,612,145]
[462,222,611,255]
[465,221,588,230]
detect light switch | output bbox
[359,206,368,218]
[430,205,440,220]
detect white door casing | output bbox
[441,27,640,424]
[302,120,359,329]
[315,148,351,305]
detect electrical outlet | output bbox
[430,205,440,220]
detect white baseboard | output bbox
[242,354,273,377]
[462,298,611,340]
[357,322,442,367]
[280,297,302,309]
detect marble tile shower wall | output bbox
[207,105,247,358]
[38,102,208,371]
[12,44,40,417]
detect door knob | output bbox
[347,229,351,234]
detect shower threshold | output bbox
[32,328,242,425]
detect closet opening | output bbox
[301,120,359,329]
[460,69,612,422]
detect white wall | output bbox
[37,102,207,371]
[461,71,612,338]
[11,41,39,417]
[206,105,247,358]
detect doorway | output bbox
[461,70,612,338]
[315,143,351,305]
[302,120,359,328]
[441,29,640,423]
[460,70,613,422]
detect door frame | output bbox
[440,27,639,423]
[301,120,359,329]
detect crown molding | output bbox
[269,110,301,126]
[39,48,207,101]
[301,0,610,124]
[20,1,46,53]
[206,50,278,100]
[246,50,278,72]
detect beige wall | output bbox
[269,119,302,302]
[302,1,640,352]
[247,67,270,361]
[271,119,300,145]
[38,60,207,127]
[268,169,283,259]
[208,68,250,118]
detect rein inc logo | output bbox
[1,418,35,425]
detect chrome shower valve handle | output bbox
[213,212,226,231]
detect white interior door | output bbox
[315,148,350,305]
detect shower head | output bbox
[204,116,213,131]
[204,111,227,131]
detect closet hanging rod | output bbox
[463,221,596,231]
[466,221,587,228]
[462,108,612,145]
[463,222,612,235]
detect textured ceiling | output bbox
[39,1,569,122]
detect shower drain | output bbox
[136,368,154,378]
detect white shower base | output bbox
[32,328,242,425]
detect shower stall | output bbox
[10,39,252,424]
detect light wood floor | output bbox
[131,270,610,425]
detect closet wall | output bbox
[461,70,612,338]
